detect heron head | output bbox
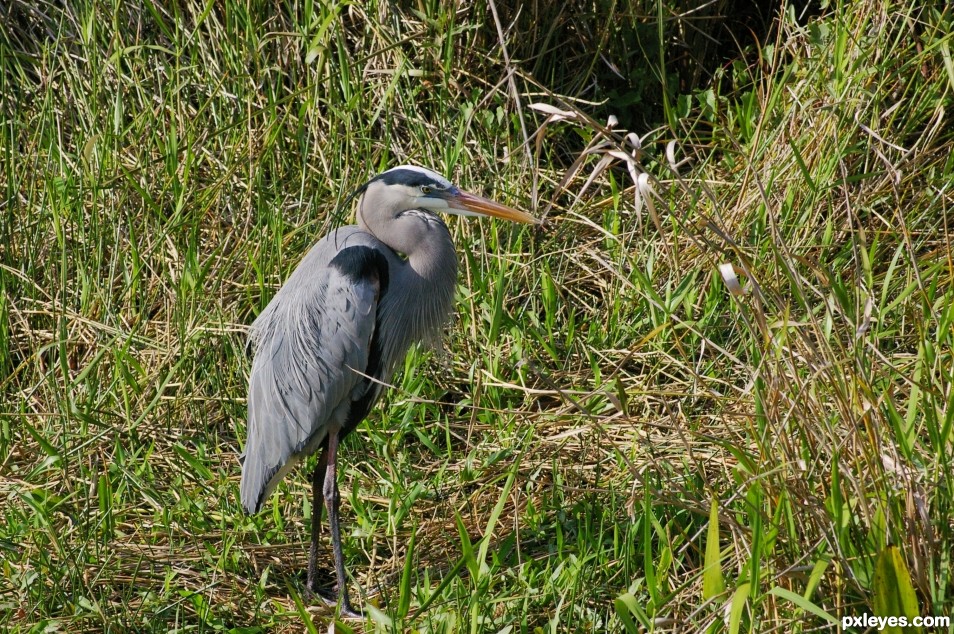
[363,165,538,225]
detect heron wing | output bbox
[240,242,388,513]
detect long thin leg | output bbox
[323,427,361,617]
[306,445,329,595]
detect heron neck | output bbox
[390,226,458,354]
[407,226,457,288]
[406,227,458,322]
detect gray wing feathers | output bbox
[240,259,378,513]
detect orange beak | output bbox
[442,189,539,225]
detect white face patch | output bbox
[409,186,450,211]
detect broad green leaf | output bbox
[729,583,750,634]
[703,497,725,599]
[873,545,921,634]
[614,592,651,633]
[804,556,830,601]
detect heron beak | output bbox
[444,189,539,224]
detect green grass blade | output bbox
[703,496,725,600]
[768,587,838,625]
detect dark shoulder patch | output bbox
[328,245,390,293]
[332,246,392,439]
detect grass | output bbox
[2,0,954,632]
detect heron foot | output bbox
[336,600,364,620]
[304,585,364,619]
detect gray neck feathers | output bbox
[378,219,458,377]
[356,184,459,375]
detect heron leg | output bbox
[323,427,361,618]
[306,445,329,596]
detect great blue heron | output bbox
[239,165,537,616]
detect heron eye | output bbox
[420,185,432,194]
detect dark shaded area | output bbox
[483,0,825,130]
